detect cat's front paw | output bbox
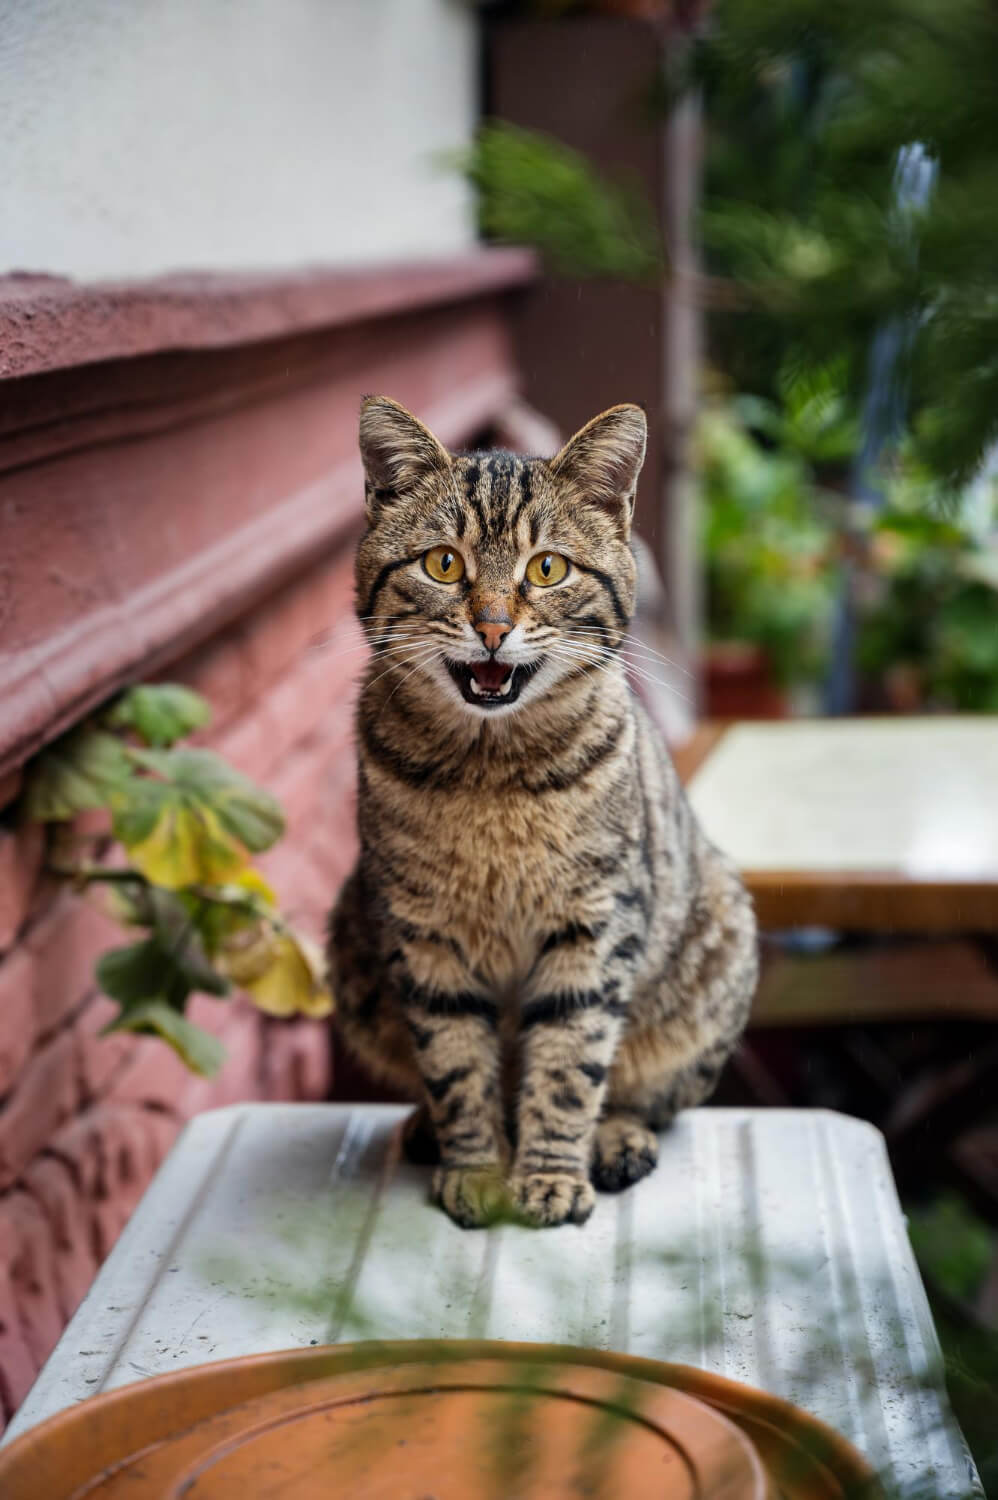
[432,1165,510,1229]
[510,1172,596,1228]
[591,1116,658,1193]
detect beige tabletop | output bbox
[684,717,998,932]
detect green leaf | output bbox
[106,684,211,747]
[129,748,285,852]
[23,729,134,822]
[109,779,172,847]
[119,798,248,889]
[102,999,226,1077]
[97,940,181,1006]
[452,122,663,283]
[146,889,232,994]
[96,931,228,1010]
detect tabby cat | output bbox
[328,396,757,1230]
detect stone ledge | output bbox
[0,251,536,380]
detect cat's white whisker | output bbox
[566,624,689,663]
[566,627,693,676]
[555,636,675,676]
[363,642,449,693]
[542,645,619,682]
[309,624,431,657]
[544,643,692,704]
[380,647,448,710]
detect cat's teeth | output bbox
[468,672,513,699]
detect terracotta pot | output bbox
[703,641,788,720]
[591,0,713,26]
[882,662,925,714]
[0,1340,880,1499]
[589,0,674,15]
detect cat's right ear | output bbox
[359,396,451,521]
[549,404,647,534]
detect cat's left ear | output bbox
[359,395,451,521]
[549,404,647,533]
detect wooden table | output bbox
[680,718,998,1221]
[681,717,998,933]
[2,1103,978,1496]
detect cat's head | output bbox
[355,396,646,718]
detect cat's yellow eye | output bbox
[422,546,466,583]
[526,551,569,587]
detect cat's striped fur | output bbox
[328,397,757,1229]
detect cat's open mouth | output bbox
[445,657,541,709]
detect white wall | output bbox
[0,0,478,281]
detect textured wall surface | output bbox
[0,0,476,279]
[0,549,364,1429]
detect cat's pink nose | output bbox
[475,618,512,653]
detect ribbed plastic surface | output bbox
[4,1105,981,1497]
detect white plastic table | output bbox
[5,1104,981,1497]
[685,717,998,932]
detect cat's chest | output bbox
[412,791,585,978]
[441,791,574,901]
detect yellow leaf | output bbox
[215,924,276,987]
[242,932,334,1019]
[298,981,335,1020]
[229,868,277,906]
[128,802,247,889]
[291,932,335,1018]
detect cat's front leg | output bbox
[511,940,629,1228]
[400,977,508,1229]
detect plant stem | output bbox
[48,861,151,885]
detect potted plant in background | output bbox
[697,370,846,717]
[857,463,998,713]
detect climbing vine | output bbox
[21,683,332,1077]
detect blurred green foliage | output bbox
[700,359,998,708]
[694,0,998,487]
[908,1194,994,1305]
[857,466,998,711]
[907,1193,998,1495]
[698,381,842,688]
[693,0,998,710]
[450,121,662,281]
[931,1294,998,1500]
